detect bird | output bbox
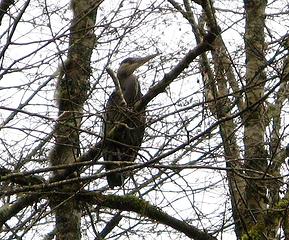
[102,54,157,189]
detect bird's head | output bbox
[117,53,158,79]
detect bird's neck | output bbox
[117,68,130,80]
[117,74,141,104]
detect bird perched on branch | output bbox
[103,54,157,189]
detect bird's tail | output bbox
[106,170,123,189]
[104,148,125,189]
[104,145,136,189]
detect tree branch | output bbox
[0,195,39,229]
[0,166,44,186]
[99,212,122,238]
[136,29,219,111]
[79,191,217,240]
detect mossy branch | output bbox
[79,191,217,240]
[0,195,39,229]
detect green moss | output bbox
[241,228,263,240]
[264,198,289,223]
[107,195,151,216]
[275,198,289,209]
[241,219,266,240]
[123,195,150,214]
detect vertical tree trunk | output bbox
[196,3,248,236]
[49,0,100,239]
[211,37,246,239]
[243,0,268,236]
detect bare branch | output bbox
[136,29,219,110]
[0,167,44,185]
[0,195,39,229]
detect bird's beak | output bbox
[131,53,158,71]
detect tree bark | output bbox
[243,0,268,237]
[79,191,218,240]
[209,35,246,239]
[49,0,100,239]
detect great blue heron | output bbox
[103,54,157,189]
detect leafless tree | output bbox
[0,0,289,239]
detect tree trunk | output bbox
[243,0,268,237]
[49,0,99,239]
